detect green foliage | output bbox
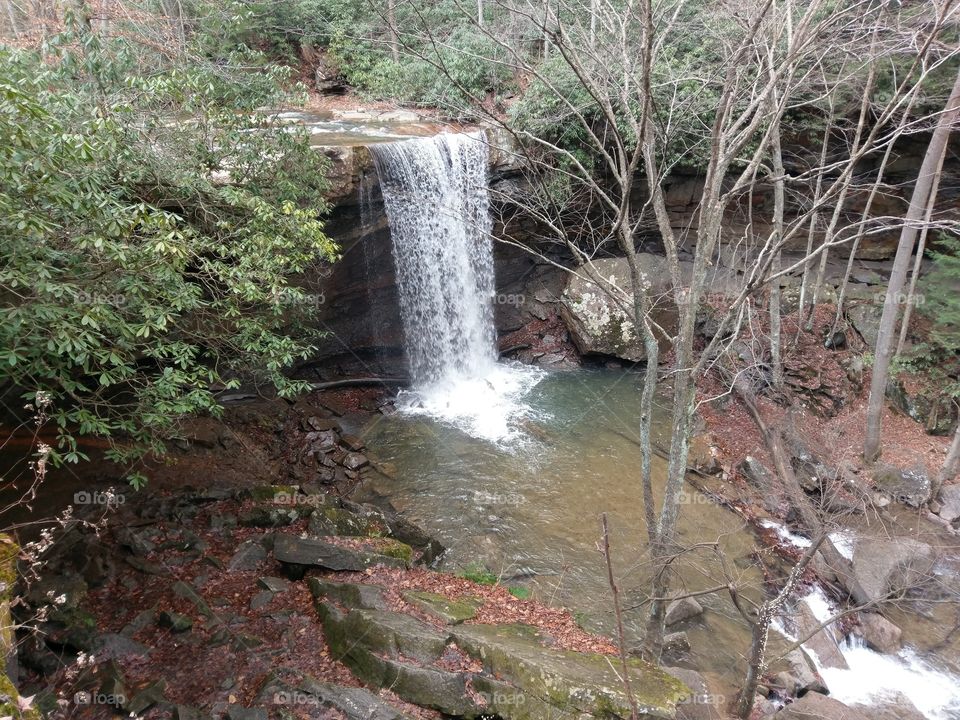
[0,26,337,480]
[508,586,531,600]
[912,235,960,397]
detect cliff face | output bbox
[299,127,956,377]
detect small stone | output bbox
[249,591,274,611]
[665,596,704,626]
[158,611,193,633]
[257,577,291,593]
[343,452,369,470]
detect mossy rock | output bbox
[307,507,388,537]
[402,591,482,624]
[318,601,449,663]
[247,485,301,502]
[451,623,690,719]
[238,504,308,528]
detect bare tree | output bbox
[864,66,960,462]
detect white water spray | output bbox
[372,132,542,441]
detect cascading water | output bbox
[372,131,542,441]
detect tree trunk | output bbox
[864,67,960,462]
[769,118,785,390]
[933,423,960,502]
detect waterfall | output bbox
[372,131,497,385]
[372,132,542,441]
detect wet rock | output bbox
[937,484,960,523]
[665,666,722,720]
[158,611,193,633]
[850,537,935,603]
[794,599,847,670]
[773,648,826,696]
[663,631,691,655]
[774,692,869,719]
[343,452,369,470]
[665,596,704,626]
[341,434,366,451]
[401,590,482,624]
[858,612,902,654]
[307,578,389,611]
[873,463,931,507]
[120,608,156,637]
[273,534,408,572]
[870,692,927,720]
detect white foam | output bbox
[795,589,960,719]
[761,519,813,548]
[396,362,545,443]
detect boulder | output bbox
[665,667,722,720]
[794,600,847,670]
[665,596,704,626]
[849,537,935,603]
[307,578,389,611]
[887,376,958,436]
[847,304,883,347]
[273,534,409,572]
[227,539,267,571]
[772,648,826,696]
[739,456,776,490]
[560,256,678,362]
[873,463,931,507]
[858,612,902,654]
[775,692,870,720]
[318,602,449,663]
[869,692,927,720]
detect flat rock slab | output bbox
[307,577,389,611]
[401,590,482,624]
[451,623,689,719]
[273,534,408,571]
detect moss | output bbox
[0,655,39,720]
[247,485,299,502]
[0,535,19,600]
[370,538,413,564]
[402,591,482,624]
[458,562,498,585]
